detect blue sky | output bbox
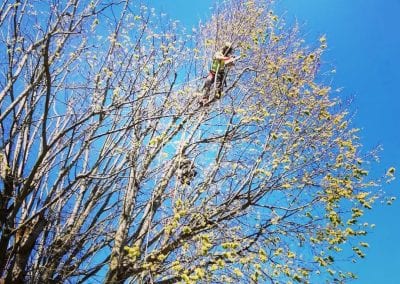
[274,1,400,283]
[150,0,400,282]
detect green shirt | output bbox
[210,51,226,73]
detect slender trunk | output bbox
[8,215,45,283]
[105,168,138,283]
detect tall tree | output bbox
[0,0,393,283]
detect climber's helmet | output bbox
[222,41,233,56]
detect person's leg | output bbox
[215,72,225,99]
[202,73,214,94]
[200,73,215,105]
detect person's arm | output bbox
[215,51,238,65]
[214,51,229,60]
[213,51,237,69]
[224,56,236,66]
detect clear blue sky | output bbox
[151,0,400,282]
[274,1,400,283]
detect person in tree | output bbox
[200,42,237,106]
